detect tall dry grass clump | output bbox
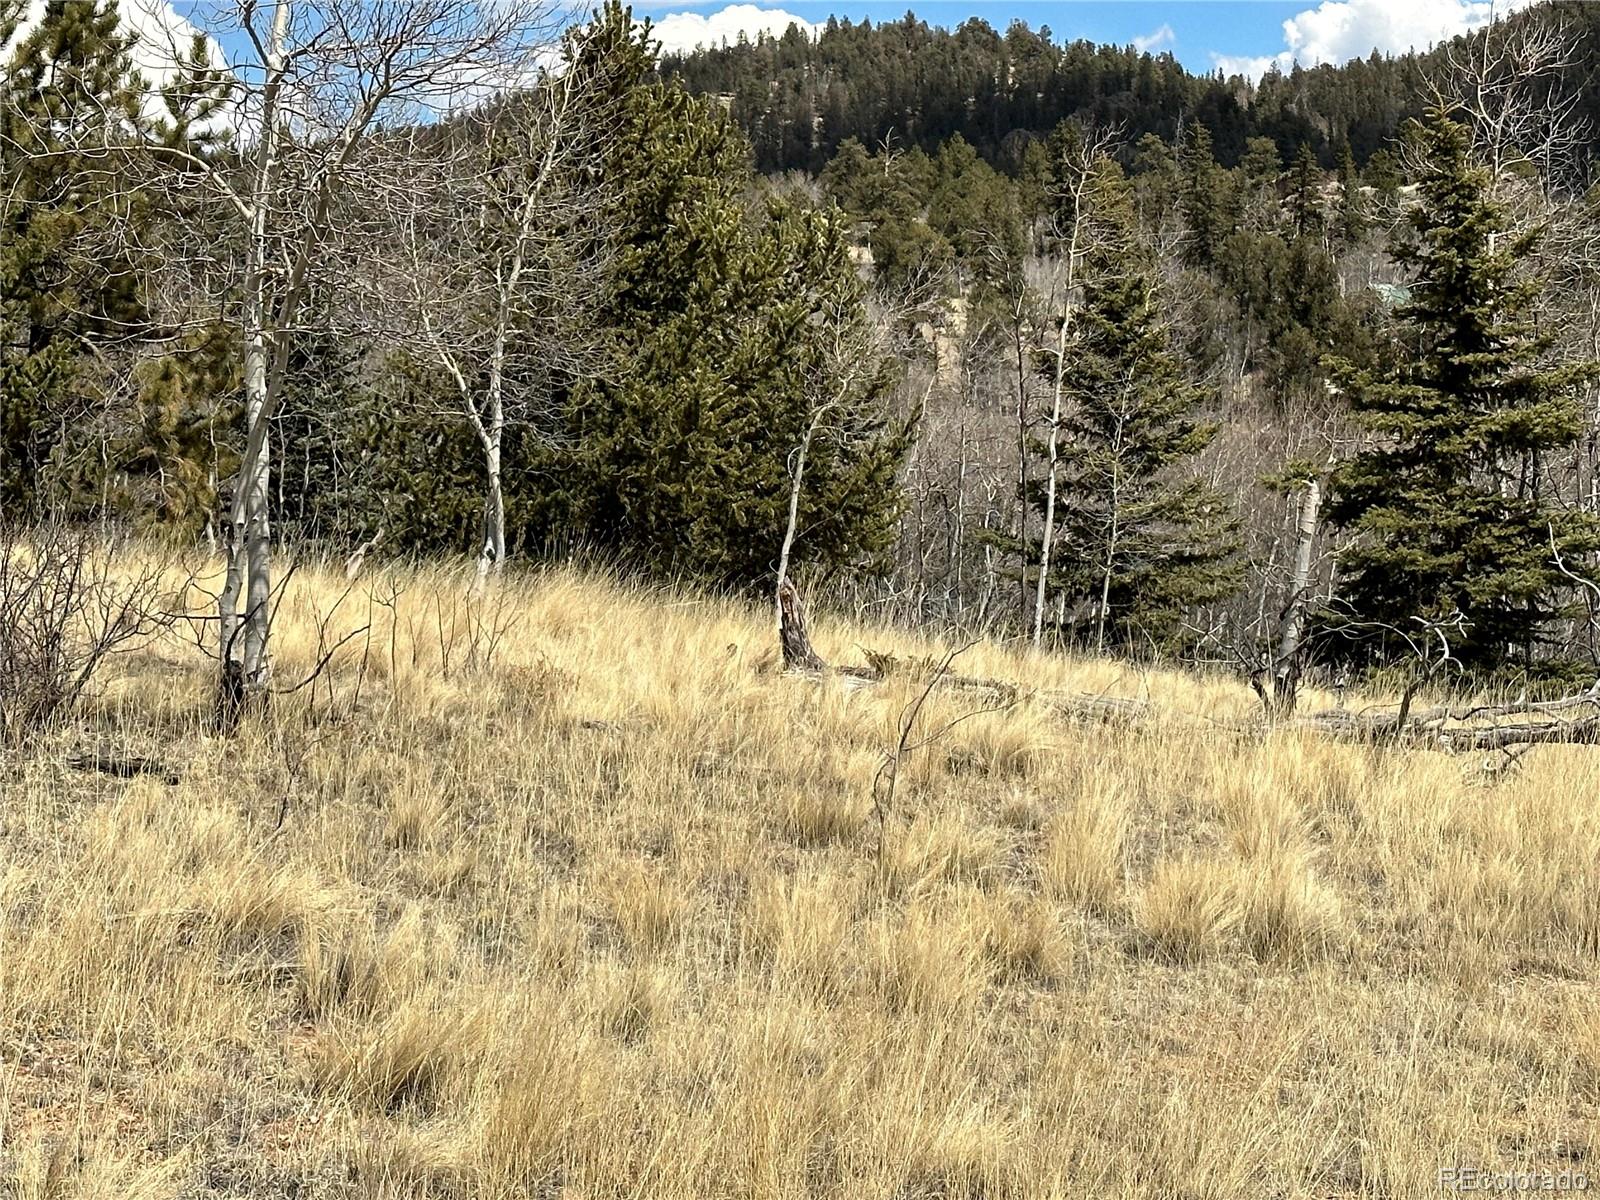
[1137,856,1245,963]
[0,549,1594,1197]
[1040,781,1126,913]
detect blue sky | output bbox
[646,1,1309,74]
[86,0,1531,89]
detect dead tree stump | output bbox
[777,580,827,673]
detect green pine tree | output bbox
[820,136,950,295]
[536,3,912,586]
[90,325,239,532]
[1129,132,1179,229]
[1288,143,1323,239]
[1,0,147,514]
[1177,120,1235,269]
[928,133,1024,293]
[1334,140,1369,247]
[1031,159,1241,651]
[1328,109,1600,672]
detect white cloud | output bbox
[1211,52,1280,80]
[650,4,819,55]
[4,0,225,107]
[119,0,215,77]
[1133,23,1176,54]
[1211,0,1538,80]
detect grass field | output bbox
[1,557,1597,1197]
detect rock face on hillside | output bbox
[914,297,964,386]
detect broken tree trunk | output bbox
[778,580,827,673]
[1253,477,1321,716]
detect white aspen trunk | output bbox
[1272,478,1321,707]
[776,412,822,633]
[471,119,556,581]
[219,505,244,663]
[1033,319,1070,647]
[1588,380,1600,516]
[1095,521,1116,655]
[478,305,507,581]
[953,419,967,619]
[1589,426,1599,517]
[242,433,272,683]
[1012,313,1030,630]
[221,0,290,690]
[1032,164,1091,647]
[476,335,510,581]
[204,454,217,553]
[478,436,506,578]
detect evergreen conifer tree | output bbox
[1,0,146,514]
[83,325,238,532]
[1027,159,1241,650]
[1334,140,1369,247]
[1177,120,1235,268]
[1328,109,1600,671]
[540,3,912,586]
[1288,143,1323,238]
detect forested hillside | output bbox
[661,0,1600,680]
[660,1,1600,174]
[6,0,1600,696]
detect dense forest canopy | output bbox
[659,1,1600,177]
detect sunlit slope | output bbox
[2,559,1597,1197]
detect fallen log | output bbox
[1437,716,1600,751]
[1292,686,1600,751]
[66,749,181,785]
[774,585,1160,725]
[773,586,1600,752]
[815,642,1151,725]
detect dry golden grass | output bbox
[1,553,1598,1196]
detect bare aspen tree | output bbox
[774,294,909,638]
[113,0,564,709]
[1434,12,1587,199]
[1032,124,1118,647]
[383,27,622,581]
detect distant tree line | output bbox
[661,3,1600,179]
